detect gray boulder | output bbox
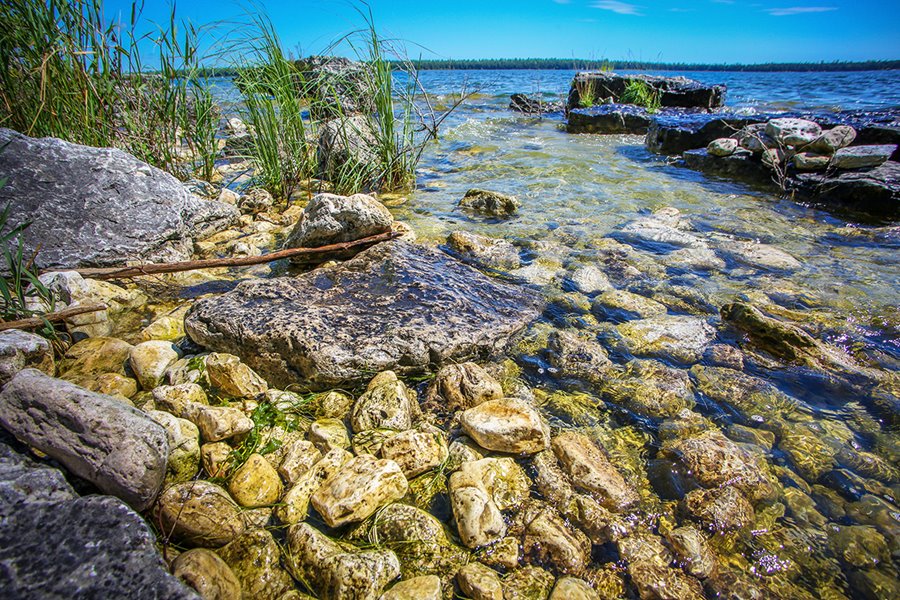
[567,72,725,110]
[185,240,541,390]
[0,128,238,270]
[445,230,521,270]
[317,116,379,187]
[0,329,55,386]
[0,434,195,599]
[297,55,375,120]
[765,118,822,147]
[283,192,393,251]
[831,145,897,169]
[0,369,168,511]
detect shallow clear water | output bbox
[390,70,900,597]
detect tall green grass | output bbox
[620,79,661,113]
[0,0,218,180]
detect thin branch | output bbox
[0,303,107,332]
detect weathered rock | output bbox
[284,193,393,251]
[666,525,716,579]
[550,577,601,600]
[0,329,54,386]
[317,115,379,186]
[618,532,704,600]
[446,230,521,270]
[684,486,755,532]
[380,575,442,600]
[153,383,209,417]
[155,481,245,547]
[185,241,541,390]
[707,137,738,157]
[459,398,550,454]
[616,209,706,250]
[458,188,519,217]
[228,453,283,507]
[593,289,667,321]
[321,550,401,600]
[792,160,900,218]
[278,439,323,484]
[380,427,449,478]
[647,113,767,155]
[351,371,420,433]
[206,353,268,398]
[793,152,832,171]
[545,330,611,385]
[612,315,715,364]
[237,188,274,215]
[309,418,351,453]
[503,566,556,600]
[566,104,654,134]
[456,562,503,600]
[0,369,168,510]
[131,341,180,390]
[457,457,531,510]
[297,55,376,119]
[552,431,638,512]
[57,336,133,380]
[0,438,196,599]
[427,362,503,412]
[806,125,857,154]
[216,528,294,600]
[602,359,695,418]
[311,454,409,527]
[510,93,564,114]
[831,144,897,169]
[567,265,613,295]
[0,128,238,269]
[189,404,254,442]
[448,471,506,548]
[766,118,822,147]
[148,410,201,485]
[172,549,241,600]
[568,72,725,110]
[521,503,592,574]
[682,147,773,184]
[84,372,138,400]
[276,448,351,525]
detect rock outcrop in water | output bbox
[0,128,238,270]
[567,72,726,111]
[185,240,542,389]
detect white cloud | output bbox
[767,6,838,16]
[553,0,571,4]
[592,1,643,16]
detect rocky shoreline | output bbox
[0,69,898,600]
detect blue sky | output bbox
[104,1,899,64]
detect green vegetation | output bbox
[404,57,900,72]
[620,80,661,113]
[0,0,218,181]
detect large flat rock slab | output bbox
[186,241,542,390]
[567,72,726,110]
[0,128,238,270]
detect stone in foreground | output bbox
[185,241,541,390]
[459,398,550,454]
[0,128,237,270]
[311,454,408,527]
[0,369,168,511]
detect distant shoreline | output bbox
[400,58,900,72]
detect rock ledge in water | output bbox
[186,240,541,390]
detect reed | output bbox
[0,0,218,180]
[620,79,661,113]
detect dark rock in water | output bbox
[682,148,773,184]
[296,55,375,119]
[185,240,541,390]
[0,434,195,599]
[566,104,654,134]
[792,161,900,218]
[0,128,238,270]
[458,188,519,217]
[509,93,563,114]
[567,72,726,110]
[855,125,900,161]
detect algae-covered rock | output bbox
[155,481,245,547]
[172,548,241,600]
[684,486,755,532]
[309,418,351,453]
[690,364,799,422]
[459,398,550,454]
[550,577,600,600]
[380,427,449,478]
[602,359,695,418]
[380,575,441,600]
[545,330,611,385]
[312,454,409,527]
[503,566,556,600]
[321,550,401,600]
[446,230,521,270]
[456,562,503,600]
[148,410,201,485]
[228,453,283,507]
[666,525,716,579]
[612,315,715,364]
[826,524,890,569]
[351,371,421,433]
[458,188,519,217]
[520,502,591,574]
[778,422,838,482]
[592,289,667,321]
[130,340,179,390]
[217,528,294,600]
[551,431,638,512]
[426,362,503,412]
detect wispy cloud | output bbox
[767,6,837,16]
[592,1,643,16]
[552,0,571,4]
[670,7,695,12]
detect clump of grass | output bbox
[620,79,661,113]
[575,76,600,108]
[0,0,219,180]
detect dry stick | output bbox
[60,231,402,281]
[0,303,108,332]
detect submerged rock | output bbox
[566,104,654,135]
[217,529,294,600]
[0,128,237,270]
[458,188,519,217]
[611,315,716,364]
[684,486,755,532]
[459,398,550,454]
[426,362,503,412]
[185,241,541,390]
[446,230,521,270]
[602,359,695,418]
[0,369,168,511]
[552,431,639,512]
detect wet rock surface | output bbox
[186,240,541,390]
[567,72,726,110]
[0,128,237,269]
[566,104,655,134]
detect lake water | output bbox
[213,69,900,597]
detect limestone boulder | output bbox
[188,405,254,443]
[380,427,449,478]
[446,230,521,270]
[831,144,896,169]
[0,127,238,270]
[185,241,540,390]
[0,329,54,386]
[381,575,442,600]
[807,125,856,154]
[311,454,409,527]
[148,410,201,484]
[0,370,168,511]
[707,138,738,157]
[317,115,379,187]
[283,192,393,251]
[426,362,503,412]
[228,453,283,507]
[552,431,638,512]
[351,371,420,433]
[155,480,245,547]
[765,118,822,147]
[206,353,268,399]
[456,562,503,600]
[459,398,550,454]
[130,341,180,390]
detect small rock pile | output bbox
[705,117,897,173]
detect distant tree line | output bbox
[399,58,900,72]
